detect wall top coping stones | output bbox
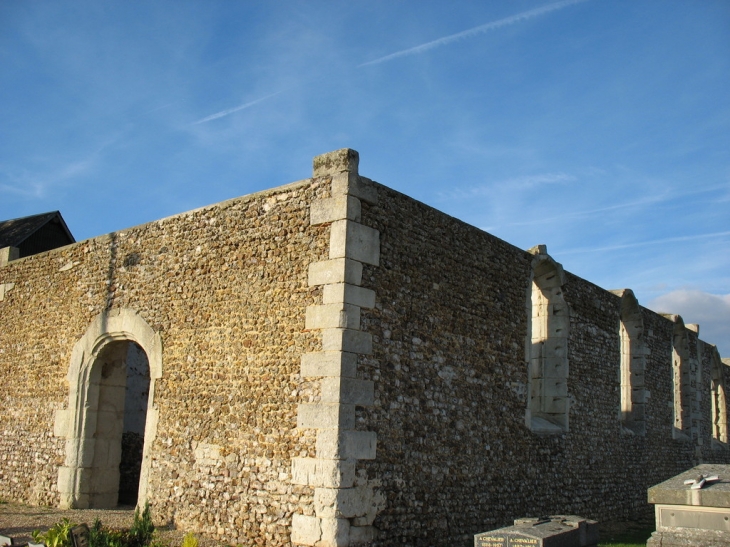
[528,243,548,256]
[648,465,730,508]
[0,176,316,269]
[313,148,359,177]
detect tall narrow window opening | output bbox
[613,290,648,435]
[665,315,691,440]
[711,350,728,446]
[526,245,569,434]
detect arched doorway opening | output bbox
[84,340,150,507]
[57,309,161,509]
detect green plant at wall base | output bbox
[32,517,76,547]
[180,533,197,547]
[128,502,155,547]
[88,518,126,547]
[599,527,653,546]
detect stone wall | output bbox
[356,182,730,546]
[0,178,332,544]
[0,148,728,547]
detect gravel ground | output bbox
[0,500,652,546]
[0,502,224,547]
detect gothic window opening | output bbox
[615,290,648,435]
[666,315,692,440]
[526,246,569,434]
[711,351,728,446]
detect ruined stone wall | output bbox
[0,178,331,545]
[1,148,728,547]
[358,183,730,547]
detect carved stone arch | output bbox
[525,245,570,434]
[663,314,692,440]
[55,308,162,508]
[710,347,728,446]
[611,289,649,435]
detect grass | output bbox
[599,526,653,546]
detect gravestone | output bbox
[474,515,598,547]
[647,464,730,547]
[70,524,90,547]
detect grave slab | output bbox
[647,464,730,547]
[474,515,598,547]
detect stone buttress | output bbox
[292,149,383,547]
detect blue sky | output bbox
[1,1,729,355]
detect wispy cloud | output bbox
[193,91,282,125]
[0,136,117,200]
[358,0,590,67]
[647,290,730,355]
[559,230,730,255]
[441,172,575,199]
[487,180,730,229]
[0,157,96,199]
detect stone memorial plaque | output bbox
[475,534,540,546]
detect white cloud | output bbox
[647,290,730,357]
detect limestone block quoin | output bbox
[293,149,381,546]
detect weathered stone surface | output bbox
[475,515,598,547]
[1,149,728,547]
[331,173,378,205]
[313,149,359,177]
[297,403,356,430]
[309,258,363,287]
[329,220,380,266]
[0,178,330,544]
[306,303,361,330]
[320,377,374,406]
[310,196,361,226]
[648,464,730,508]
[316,430,377,460]
[301,351,358,378]
[321,329,372,354]
[292,514,321,546]
[291,458,356,488]
[0,246,19,267]
[322,283,375,309]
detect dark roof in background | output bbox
[0,211,75,256]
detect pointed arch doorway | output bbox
[56,309,162,509]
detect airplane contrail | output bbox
[559,231,730,255]
[193,91,282,125]
[359,0,590,67]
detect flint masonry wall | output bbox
[356,182,730,546]
[0,178,333,544]
[0,148,728,547]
